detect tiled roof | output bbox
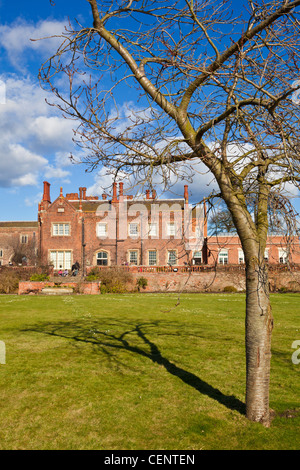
[0,221,38,228]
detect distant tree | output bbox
[10,237,38,266]
[40,0,300,426]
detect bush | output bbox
[88,267,133,293]
[0,271,20,294]
[136,277,148,291]
[30,273,50,282]
[223,285,238,293]
[278,286,288,293]
[85,274,99,281]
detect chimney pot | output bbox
[82,187,87,200]
[146,190,150,200]
[152,190,157,199]
[102,194,107,200]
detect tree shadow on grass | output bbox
[23,318,245,416]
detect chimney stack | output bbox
[42,181,51,204]
[119,182,124,199]
[152,190,157,199]
[79,187,83,200]
[184,185,189,204]
[82,187,87,200]
[102,194,107,200]
[146,190,150,200]
[112,182,118,202]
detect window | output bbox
[0,249,2,258]
[97,251,108,266]
[238,249,245,264]
[193,251,202,265]
[97,223,107,237]
[129,250,138,265]
[168,250,177,266]
[148,223,157,237]
[52,223,70,236]
[218,249,228,265]
[167,223,176,237]
[50,251,72,270]
[148,250,157,266]
[264,249,269,262]
[129,223,139,237]
[279,249,288,264]
[21,235,28,244]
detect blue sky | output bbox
[0,0,299,221]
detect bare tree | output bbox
[40,0,300,426]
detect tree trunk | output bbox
[245,260,274,427]
[246,261,273,426]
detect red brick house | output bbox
[0,221,38,266]
[1,181,299,271]
[38,181,205,274]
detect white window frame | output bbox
[167,223,176,237]
[167,250,177,266]
[218,249,228,265]
[97,222,108,238]
[129,223,139,237]
[128,250,138,265]
[148,250,157,266]
[20,234,28,244]
[193,250,202,264]
[264,249,269,262]
[52,223,70,236]
[96,251,109,266]
[50,250,72,270]
[279,249,288,264]
[238,249,245,264]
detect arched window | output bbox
[97,251,108,266]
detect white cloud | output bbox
[44,165,70,180]
[0,19,66,70]
[0,143,47,188]
[0,75,77,188]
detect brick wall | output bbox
[19,280,100,295]
[132,269,300,293]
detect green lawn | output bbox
[0,293,299,450]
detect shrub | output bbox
[0,271,20,294]
[88,267,133,293]
[223,285,238,293]
[30,273,50,282]
[278,286,288,293]
[85,274,99,281]
[136,277,148,291]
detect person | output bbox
[58,266,63,276]
[63,269,68,277]
[72,261,80,276]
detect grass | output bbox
[0,292,299,450]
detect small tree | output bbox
[40,0,300,426]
